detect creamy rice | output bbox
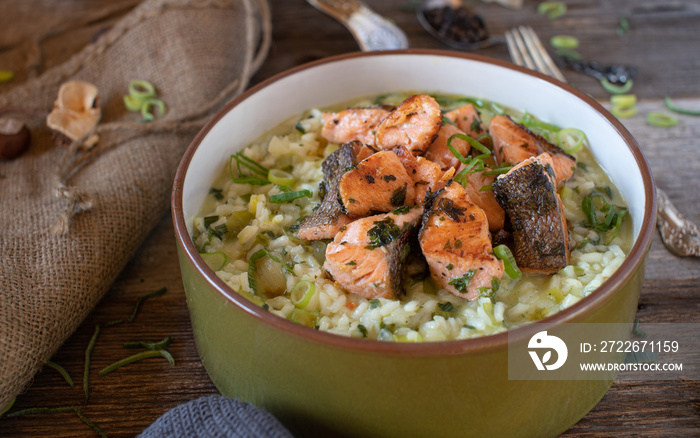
[193,93,631,342]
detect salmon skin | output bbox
[492,154,571,274]
[489,115,576,184]
[338,150,416,217]
[418,181,504,300]
[297,142,356,240]
[323,206,424,299]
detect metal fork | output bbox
[505,25,700,257]
[504,26,566,83]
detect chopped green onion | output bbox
[479,184,492,192]
[369,298,381,309]
[646,112,678,128]
[537,2,567,19]
[200,251,227,271]
[123,94,143,112]
[289,308,320,327]
[494,244,522,279]
[448,270,476,292]
[228,155,270,185]
[442,116,457,126]
[290,280,316,308]
[611,105,638,119]
[556,128,587,154]
[482,164,513,176]
[128,80,156,100]
[98,349,175,376]
[664,97,700,116]
[611,94,637,108]
[550,35,579,49]
[581,193,627,243]
[632,319,648,338]
[555,48,581,60]
[0,70,15,83]
[46,361,74,387]
[268,169,295,186]
[600,78,634,94]
[617,16,630,36]
[124,336,172,350]
[140,98,165,122]
[269,189,312,204]
[520,113,560,133]
[248,249,288,296]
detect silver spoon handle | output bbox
[656,188,700,257]
[307,0,408,51]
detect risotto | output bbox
[192,92,631,342]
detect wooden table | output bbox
[2,0,699,436]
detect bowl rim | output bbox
[172,49,656,355]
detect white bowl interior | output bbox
[182,53,647,243]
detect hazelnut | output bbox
[0,118,31,160]
[46,80,101,148]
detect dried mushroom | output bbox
[0,118,31,160]
[46,80,101,148]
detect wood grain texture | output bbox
[1,0,699,436]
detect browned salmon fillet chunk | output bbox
[424,123,471,171]
[321,108,390,147]
[443,103,485,137]
[375,94,442,155]
[457,168,505,232]
[419,181,504,300]
[323,206,424,299]
[338,150,416,216]
[492,153,571,274]
[393,145,454,206]
[489,115,576,184]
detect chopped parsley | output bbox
[369,299,381,309]
[390,183,408,206]
[448,270,476,292]
[365,217,402,249]
[357,324,368,338]
[209,188,224,200]
[438,302,457,313]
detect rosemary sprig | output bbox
[98,350,175,376]
[7,406,107,437]
[123,336,172,351]
[83,324,101,404]
[45,361,74,387]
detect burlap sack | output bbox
[0,0,271,410]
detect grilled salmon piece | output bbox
[457,168,505,232]
[338,150,416,217]
[419,181,504,300]
[321,108,389,147]
[489,115,576,184]
[444,103,485,137]
[323,206,424,299]
[375,94,442,155]
[393,145,454,205]
[424,123,471,170]
[492,153,570,274]
[298,142,357,240]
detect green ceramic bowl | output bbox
[172,50,655,437]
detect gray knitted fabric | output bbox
[138,396,294,438]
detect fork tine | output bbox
[518,26,567,83]
[507,27,536,71]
